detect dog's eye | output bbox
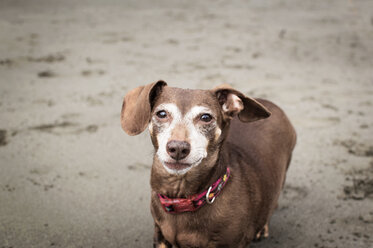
[156,110,167,119]
[200,113,212,122]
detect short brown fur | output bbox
[121,81,296,247]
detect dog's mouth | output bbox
[164,161,192,170]
[163,157,203,173]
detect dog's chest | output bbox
[161,221,208,247]
[159,214,216,247]
[155,201,243,247]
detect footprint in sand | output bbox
[283,185,309,201]
[0,130,7,146]
[343,161,373,200]
[334,139,373,157]
[29,122,98,135]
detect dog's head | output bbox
[121,81,270,175]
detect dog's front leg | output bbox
[153,223,172,248]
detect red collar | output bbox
[157,167,231,214]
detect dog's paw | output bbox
[254,223,269,242]
[154,242,172,248]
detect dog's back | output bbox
[223,98,296,240]
[227,98,296,173]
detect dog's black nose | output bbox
[166,140,191,160]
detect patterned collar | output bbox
[157,167,231,214]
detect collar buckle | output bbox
[206,186,216,204]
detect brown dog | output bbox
[121,81,296,247]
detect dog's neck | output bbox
[150,145,229,198]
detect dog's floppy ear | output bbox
[121,80,167,135]
[212,84,271,122]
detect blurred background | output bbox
[0,0,372,247]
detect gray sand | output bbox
[0,0,372,247]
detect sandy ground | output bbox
[0,0,372,247]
